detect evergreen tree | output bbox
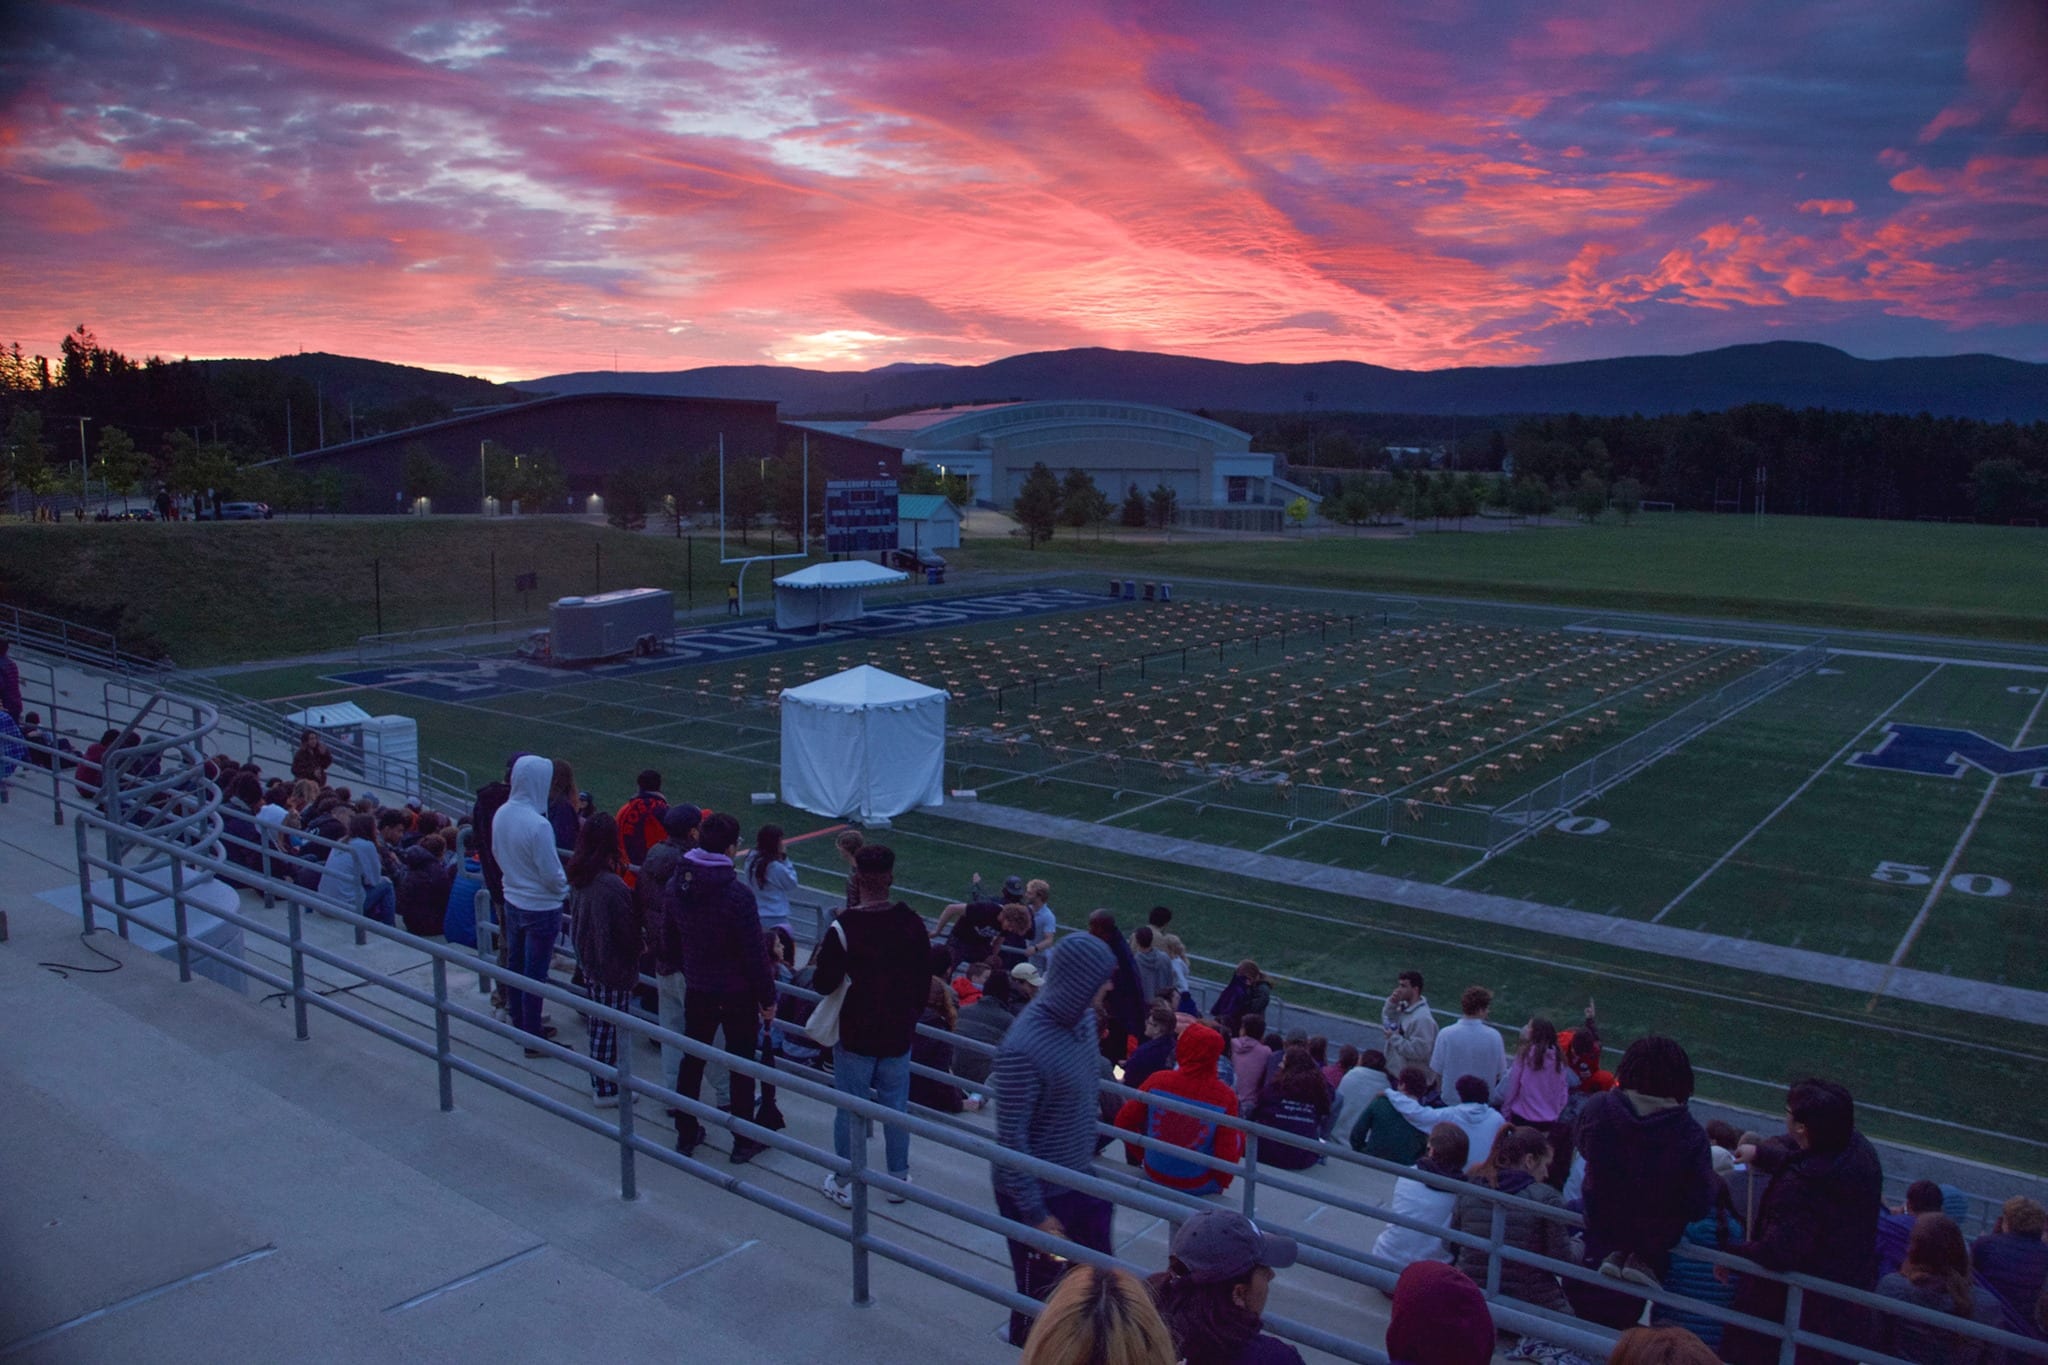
[1013,462,1061,547]
[1119,482,1147,527]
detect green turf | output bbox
[951,513,2048,641]
[211,581,2048,1171]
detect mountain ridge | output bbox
[515,341,2048,421]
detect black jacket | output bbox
[471,779,510,902]
[1575,1089,1715,1262]
[396,845,454,937]
[810,902,931,1058]
[1098,928,1147,1033]
[669,856,775,1006]
[1722,1133,1885,1365]
[568,870,641,991]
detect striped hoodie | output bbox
[992,934,1116,1224]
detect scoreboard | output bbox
[824,479,899,554]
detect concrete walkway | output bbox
[919,801,2048,1028]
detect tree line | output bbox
[1011,463,1180,546]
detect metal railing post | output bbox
[75,818,95,933]
[170,856,191,982]
[433,957,453,1110]
[849,1102,873,1306]
[1484,1201,1506,1297]
[1241,1132,1260,1220]
[1777,1283,1803,1365]
[288,899,310,1040]
[616,1028,638,1201]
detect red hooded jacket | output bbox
[1114,1024,1244,1193]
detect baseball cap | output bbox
[661,804,703,839]
[1009,962,1044,988]
[1169,1210,1298,1285]
[1000,874,1026,899]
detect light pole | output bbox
[479,440,488,515]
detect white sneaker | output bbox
[593,1092,620,1110]
[821,1173,852,1209]
[886,1174,911,1204]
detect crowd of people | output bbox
[16,707,2044,1365]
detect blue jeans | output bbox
[504,905,562,1038]
[362,878,396,927]
[833,1047,911,1176]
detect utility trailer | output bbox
[516,588,673,665]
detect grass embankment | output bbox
[0,518,798,666]
[952,513,2048,641]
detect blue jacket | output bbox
[1654,1211,1744,1348]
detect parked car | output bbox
[885,548,947,572]
[96,508,157,522]
[219,501,272,520]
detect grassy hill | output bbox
[0,518,772,666]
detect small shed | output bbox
[779,665,948,822]
[772,560,908,631]
[897,494,963,551]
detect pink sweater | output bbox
[1499,1050,1570,1123]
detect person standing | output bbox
[1088,908,1148,1063]
[744,823,800,936]
[0,640,22,723]
[1430,986,1506,1097]
[1721,1078,1885,1365]
[497,755,571,1053]
[992,933,1119,1348]
[1498,1017,1572,1188]
[1381,970,1438,1088]
[567,812,640,1107]
[612,768,667,889]
[812,844,931,1206]
[671,812,775,1164]
[639,803,703,1115]
[726,580,739,616]
[1130,925,1176,1006]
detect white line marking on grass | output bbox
[1882,681,2048,974]
[1829,648,2048,675]
[798,830,2048,1067]
[1651,664,1945,923]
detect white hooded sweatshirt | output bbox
[497,754,569,912]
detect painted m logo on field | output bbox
[1849,724,2048,787]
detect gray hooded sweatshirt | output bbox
[497,754,569,912]
[992,934,1116,1224]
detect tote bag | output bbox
[804,920,851,1047]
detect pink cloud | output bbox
[1797,199,1857,215]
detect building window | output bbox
[1226,476,1250,503]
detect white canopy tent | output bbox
[779,665,948,822]
[772,559,907,631]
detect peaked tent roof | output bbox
[772,560,907,590]
[779,664,948,712]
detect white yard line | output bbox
[1883,682,2048,970]
[1650,664,1944,924]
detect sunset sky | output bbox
[2,1,2044,382]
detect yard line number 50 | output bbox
[1871,861,2012,897]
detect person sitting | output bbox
[1115,1021,1242,1196]
[1351,1067,1433,1166]
[1122,1001,1181,1094]
[994,902,1035,975]
[950,959,990,1008]
[1228,1012,1273,1111]
[1971,1196,2048,1340]
[1877,1213,2006,1365]
[1452,1125,1576,1322]
[1373,1123,1471,1272]
[1332,1047,1391,1148]
[952,966,1017,1104]
[1251,1045,1333,1171]
[1018,1264,1177,1365]
[908,976,963,1115]
[1879,1181,1950,1278]
[396,834,454,937]
[1385,1260,1495,1365]
[1607,1327,1720,1365]
[441,829,488,948]
[1148,1209,1305,1365]
[1430,1075,1507,1172]
[1649,1175,1745,1351]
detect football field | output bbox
[217,575,2048,1169]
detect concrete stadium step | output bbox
[0,896,1017,1364]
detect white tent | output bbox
[772,559,908,631]
[779,665,948,822]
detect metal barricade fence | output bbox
[24,693,2048,1365]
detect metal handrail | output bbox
[28,706,2048,1364]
